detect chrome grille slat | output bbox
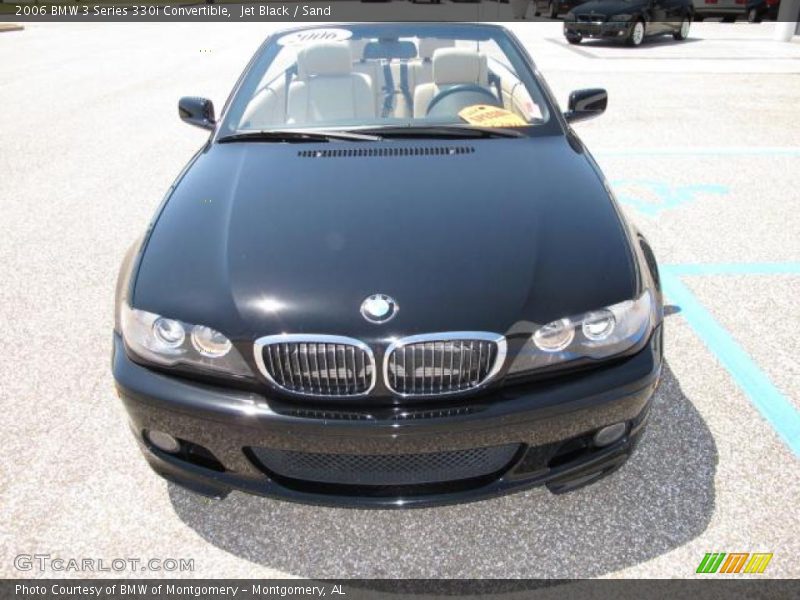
[330,344,338,391]
[448,341,454,391]
[384,333,506,397]
[254,335,375,397]
[467,342,475,387]
[283,344,294,389]
[456,341,464,390]
[361,350,368,391]
[320,343,330,394]
[292,344,303,391]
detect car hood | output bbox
[572,0,644,16]
[134,137,636,344]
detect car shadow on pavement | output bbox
[581,37,702,50]
[168,361,717,578]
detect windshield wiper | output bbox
[353,124,526,139]
[217,129,383,144]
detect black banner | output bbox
[2,580,800,600]
[2,0,799,23]
[4,1,530,23]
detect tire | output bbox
[565,32,582,44]
[747,8,761,23]
[626,20,645,47]
[547,1,558,19]
[721,15,735,23]
[673,16,690,40]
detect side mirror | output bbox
[564,88,608,123]
[178,97,215,130]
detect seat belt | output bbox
[398,62,412,117]
[283,64,297,120]
[381,61,396,118]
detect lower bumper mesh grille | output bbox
[250,444,520,486]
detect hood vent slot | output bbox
[298,146,475,159]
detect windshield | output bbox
[221,24,552,137]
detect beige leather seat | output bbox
[287,42,376,124]
[413,48,490,118]
[349,39,387,116]
[410,38,454,88]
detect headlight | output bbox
[508,289,654,374]
[121,304,252,378]
[610,13,633,22]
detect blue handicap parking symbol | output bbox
[612,180,729,216]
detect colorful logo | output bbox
[696,552,773,574]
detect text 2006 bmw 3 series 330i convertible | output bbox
[112,23,663,508]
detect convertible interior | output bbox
[237,37,544,129]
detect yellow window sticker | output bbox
[458,105,528,128]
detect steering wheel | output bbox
[426,84,501,118]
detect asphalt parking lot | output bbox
[1,19,799,579]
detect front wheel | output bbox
[565,32,583,44]
[627,20,645,47]
[673,16,690,40]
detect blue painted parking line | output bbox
[661,263,800,457]
[664,262,800,277]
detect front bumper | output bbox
[565,21,633,39]
[112,328,662,508]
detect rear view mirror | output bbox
[179,97,215,130]
[565,89,608,123]
[363,40,418,61]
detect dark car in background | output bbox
[693,0,780,22]
[564,0,694,46]
[531,0,587,18]
[113,23,664,508]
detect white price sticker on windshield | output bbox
[277,28,353,47]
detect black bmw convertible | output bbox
[113,23,663,507]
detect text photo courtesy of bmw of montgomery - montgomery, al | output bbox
[1,0,800,587]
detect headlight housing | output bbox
[508,289,654,375]
[610,13,634,23]
[121,305,252,378]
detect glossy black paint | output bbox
[113,23,664,506]
[178,96,216,131]
[565,88,608,123]
[133,137,636,353]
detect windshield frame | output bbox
[214,23,566,142]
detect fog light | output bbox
[593,423,626,447]
[147,430,181,454]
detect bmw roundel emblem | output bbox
[360,294,398,324]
